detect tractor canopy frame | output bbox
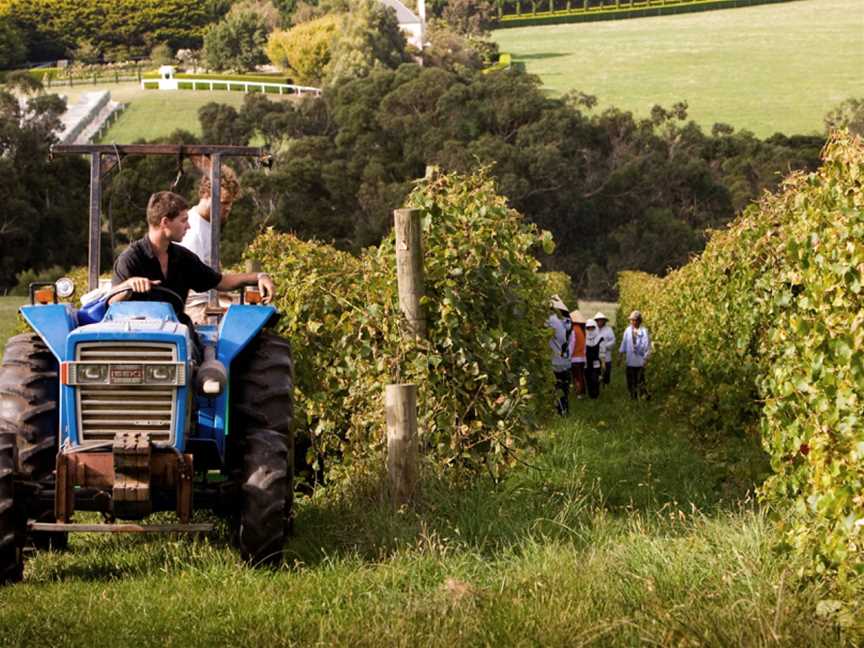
[51,144,271,310]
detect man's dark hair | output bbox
[147,191,189,226]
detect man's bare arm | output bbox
[216,272,275,304]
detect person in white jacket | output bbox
[619,310,651,400]
[594,312,615,387]
[546,295,573,415]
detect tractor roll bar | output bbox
[51,145,270,308]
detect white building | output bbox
[379,0,426,51]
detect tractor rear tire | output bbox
[0,333,66,551]
[236,428,289,566]
[0,432,24,584]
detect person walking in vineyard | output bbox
[584,318,605,399]
[619,310,651,400]
[547,295,573,415]
[594,312,615,387]
[569,310,587,398]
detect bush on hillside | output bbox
[618,131,864,584]
[246,168,553,481]
[265,14,339,85]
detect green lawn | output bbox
[100,88,255,141]
[0,296,23,347]
[493,0,864,136]
[42,81,298,142]
[1,364,859,645]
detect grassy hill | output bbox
[52,82,295,142]
[492,0,863,136]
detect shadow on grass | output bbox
[26,374,770,582]
[285,373,770,567]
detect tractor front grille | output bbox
[75,343,178,446]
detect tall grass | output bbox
[1,370,857,646]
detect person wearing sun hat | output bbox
[546,295,573,415]
[619,310,651,400]
[569,310,587,398]
[583,318,605,399]
[594,311,615,387]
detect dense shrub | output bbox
[0,0,218,61]
[618,132,864,583]
[265,14,339,85]
[246,168,553,480]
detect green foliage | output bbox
[441,0,497,36]
[0,0,216,61]
[233,64,822,298]
[324,0,410,84]
[203,10,270,72]
[618,131,864,583]
[497,0,798,27]
[198,102,249,145]
[247,168,552,480]
[825,98,864,138]
[0,14,24,68]
[539,271,575,313]
[149,43,174,66]
[0,89,89,290]
[265,14,339,85]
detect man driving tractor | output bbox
[111,190,275,327]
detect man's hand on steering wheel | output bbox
[108,278,185,315]
[127,277,160,293]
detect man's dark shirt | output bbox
[112,236,221,326]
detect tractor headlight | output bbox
[78,364,109,383]
[145,364,177,384]
[55,277,75,299]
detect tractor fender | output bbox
[215,305,278,368]
[18,304,76,361]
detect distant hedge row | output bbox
[495,0,800,27]
[619,131,864,585]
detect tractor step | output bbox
[29,522,213,534]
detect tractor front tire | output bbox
[0,432,24,584]
[0,333,66,551]
[236,428,289,566]
[229,331,294,564]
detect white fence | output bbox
[142,76,321,97]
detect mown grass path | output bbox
[1,366,854,646]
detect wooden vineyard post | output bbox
[385,384,418,507]
[393,208,427,339]
[384,207,426,507]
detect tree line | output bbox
[3,61,848,297]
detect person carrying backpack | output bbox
[546,295,573,415]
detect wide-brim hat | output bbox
[629,310,642,321]
[549,294,569,312]
[585,318,598,329]
[570,310,586,324]
[594,311,608,322]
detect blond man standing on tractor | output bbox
[178,165,255,324]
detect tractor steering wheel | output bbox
[104,284,186,316]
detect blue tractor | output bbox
[0,144,294,584]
